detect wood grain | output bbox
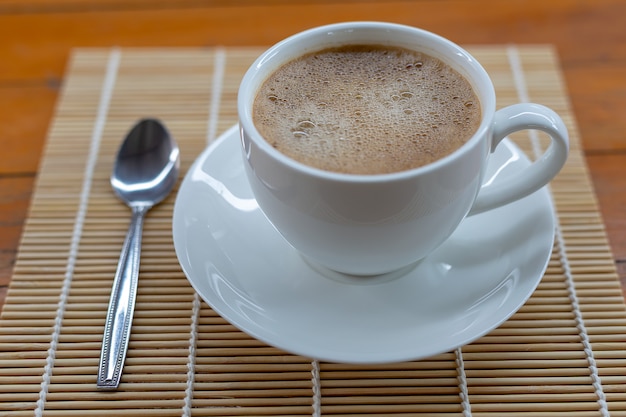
[1,0,625,310]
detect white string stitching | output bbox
[182,294,201,417]
[311,360,321,417]
[207,47,226,145]
[507,45,609,416]
[181,47,227,417]
[455,347,472,416]
[556,222,610,416]
[34,48,120,417]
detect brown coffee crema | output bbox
[252,45,482,175]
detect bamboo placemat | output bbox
[1,46,625,416]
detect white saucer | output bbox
[173,125,555,364]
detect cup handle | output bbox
[468,103,569,215]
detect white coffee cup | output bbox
[238,22,568,276]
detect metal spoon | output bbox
[97,118,180,390]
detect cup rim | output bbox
[238,21,496,183]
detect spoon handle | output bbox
[97,205,148,390]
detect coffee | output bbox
[252,45,481,175]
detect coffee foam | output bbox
[253,45,481,175]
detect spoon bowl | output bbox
[111,120,179,206]
[97,118,180,390]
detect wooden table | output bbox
[1,0,625,311]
